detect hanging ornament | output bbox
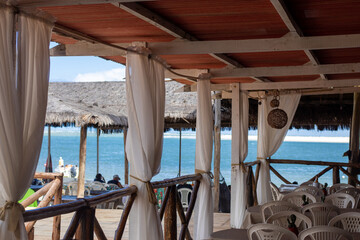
[267,91,288,129]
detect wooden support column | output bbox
[77,126,87,198]
[213,91,221,212]
[178,128,182,176]
[164,185,177,240]
[97,128,100,174]
[333,166,340,185]
[52,175,63,240]
[123,127,129,185]
[349,93,360,185]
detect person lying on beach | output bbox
[94,173,105,183]
[107,174,123,188]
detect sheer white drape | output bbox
[193,79,213,240]
[126,51,165,240]
[256,94,301,205]
[230,89,248,228]
[0,8,53,240]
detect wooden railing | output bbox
[244,159,360,207]
[23,172,63,240]
[23,173,202,240]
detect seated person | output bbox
[94,173,105,183]
[107,174,123,188]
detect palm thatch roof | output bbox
[46,81,205,132]
[47,81,353,132]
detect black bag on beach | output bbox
[219,173,230,213]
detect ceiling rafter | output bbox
[16,0,153,8]
[116,2,271,82]
[270,0,328,80]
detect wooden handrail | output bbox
[152,174,202,189]
[23,185,137,222]
[34,172,63,180]
[244,160,260,167]
[268,159,360,168]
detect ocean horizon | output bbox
[37,127,351,187]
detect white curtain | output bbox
[0,8,53,240]
[230,89,248,228]
[194,79,213,240]
[256,94,301,205]
[126,50,165,240]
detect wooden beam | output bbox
[17,0,153,8]
[51,34,360,56]
[77,126,87,198]
[117,2,269,82]
[239,79,360,91]
[210,63,360,79]
[270,0,327,80]
[147,34,360,55]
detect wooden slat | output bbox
[152,174,202,189]
[52,176,63,240]
[269,159,360,168]
[175,193,192,240]
[114,192,137,240]
[164,186,177,240]
[160,187,171,221]
[269,165,291,184]
[63,210,84,240]
[308,166,333,182]
[339,167,360,185]
[21,181,54,208]
[94,217,107,240]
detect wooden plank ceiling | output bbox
[21,0,360,86]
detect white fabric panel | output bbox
[0,8,52,240]
[126,51,165,240]
[256,94,301,205]
[193,79,214,240]
[230,89,249,228]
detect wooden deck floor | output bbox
[33,209,230,239]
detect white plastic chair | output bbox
[67,181,78,196]
[298,226,353,240]
[178,188,192,210]
[248,223,297,240]
[89,181,106,191]
[266,210,312,232]
[301,202,340,226]
[270,182,282,201]
[329,212,360,232]
[337,187,360,208]
[294,185,324,201]
[260,201,299,223]
[301,181,324,188]
[282,191,317,207]
[325,193,355,209]
[329,183,355,195]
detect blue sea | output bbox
[37,127,351,187]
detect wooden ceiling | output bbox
[14,0,360,89]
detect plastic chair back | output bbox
[329,183,354,195]
[270,182,282,201]
[329,212,360,232]
[266,210,312,232]
[298,226,353,240]
[337,187,360,208]
[325,193,355,209]
[301,202,340,226]
[294,185,324,201]
[178,188,192,210]
[248,223,297,240]
[261,201,299,222]
[90,181,106,191]
[282,191,317,207]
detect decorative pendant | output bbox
[267,92,288,129]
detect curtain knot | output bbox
[195,169,213,179]
[0,201,25,235]
[130,175,157,205]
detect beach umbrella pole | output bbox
[124,127,129,185]
[97,128,100,174]
[178,128,182,177]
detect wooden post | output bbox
[178,128,182,176]
[213,91,221,212]
[81,207,95,240]
[349,92,360,185]
[164,185,177,240]
[124,127,129,185]
[97,128,100,174]
[48,125,51,159]
[28,227,34,240]
[52,175,63,240]
[77,126,87,198]
[333,166,340,185]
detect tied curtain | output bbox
[194,79,213,240]
[0,7,53,240]
[230,90,248,228]
[126,50,165,240]
[256,94,301,205]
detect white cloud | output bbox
[74,68,126,82]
